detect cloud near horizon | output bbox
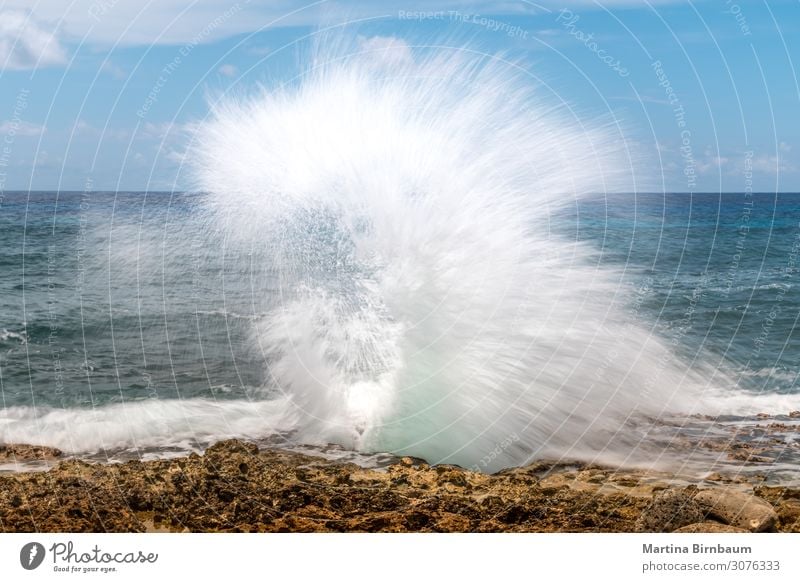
[0,119,46,136]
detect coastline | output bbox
[1,440,798,533]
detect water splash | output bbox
[189,44,718,471]
[1,44,796,473]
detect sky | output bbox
[0,0,797,192]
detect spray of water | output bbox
[188,44,718,471]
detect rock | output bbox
[789,410,800,419]
[727,452,772,464]
[673,521,749,533]
[694,489,778,532]
[0,439,797,533]
[773,499,800,533]
[0,444,63,462]
[635,490,704,532]
[398,456,428,467]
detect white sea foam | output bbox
[0,398,295,455]
[0,328,27,344]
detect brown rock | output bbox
[0,444,62,462]
[635,489,704,532]
[694,489,778,532]
[727,452,772,464]
[0,439,797,533]
[673,521,749,533]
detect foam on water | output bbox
[0,398,294,455]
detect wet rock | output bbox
[673,521,748,533]
[0,444,62,462]
[398,456,428,467]
[635,490,704,532]
[727,451,772,464]
[694,489,778,532]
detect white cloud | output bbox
[696,146,729,174]
[32,149,62,167]
[72,119,130,140]
[1,0,303,47]
[139,121,191,141]
[710,144,798,176]
[141,122,177,140]
[218,63,238,77]
[73,119,94,134]
[0,11,67,70]
[751,153,796,174]
[244,43,271,57]
[100,60,127,79]
[750,143,795,173]
[0,1,690,49]
[165,149,188,164]
[0,119,45,136]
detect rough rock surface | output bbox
[0,440,796,532]
[0,444,62,462]
[753,486,800,533]
[635,490,704,532]
[694,489,778,532]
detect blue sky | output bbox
[0,0,797,192]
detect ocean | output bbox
[1,190,799,475]
[1,40,799,478]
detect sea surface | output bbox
[1,191,799,471]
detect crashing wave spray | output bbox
[191,43,714,471]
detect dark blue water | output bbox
[0,191,265,410]
[571,192,800,395]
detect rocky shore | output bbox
[0,439,798,532]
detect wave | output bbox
[0,398,295,455]
[0,328,27,345]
